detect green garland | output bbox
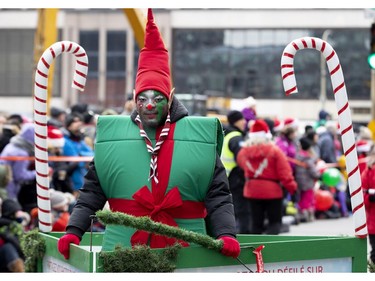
[369,260,375,273]
[96,210,223,251]
[20,228,46,272]
[99,244,181,272]
[96,210,224,272]
[18,211,223,272]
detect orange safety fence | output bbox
[0,155,368,166]
[0,156,93,162]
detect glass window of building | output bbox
[172,28,371,102]
[0,29,34,97]
[79,30,99,105]
[106,31,126,108]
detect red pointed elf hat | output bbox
[135,8,172,100]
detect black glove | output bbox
[369,194,375,202]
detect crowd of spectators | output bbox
[0,102,132,272]
[223,98,375,236]
[0,96,374,270]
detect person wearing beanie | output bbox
[61,112,94,196]
[0,199,26,272]
[236,119,297,235]
[294,137,321,222]
[50,190,70,232]
[315,109,332,129]
[274,117,299,174]
[241,96,257,130]
[221,110,251,234]
[0,123,37,211]
[48,106,66,129]
[58,8,240,260]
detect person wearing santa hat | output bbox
[236,119,297,235]
[47,125,75,195]
[274,117,299,173]
[272,118,283,138]
[57,8,240,261]
[356,139,372,174]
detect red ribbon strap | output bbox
[108,185,207,248]
[253,245,265,273]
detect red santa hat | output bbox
[134,8,172,100]
[248,119,272,140]
[47,125,65,148]
[283,117,298,129]
[273,118,283,132]
[356,139,372,154]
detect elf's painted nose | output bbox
[146,104,153,110]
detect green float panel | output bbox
[38,232,367,273]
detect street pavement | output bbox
[280,215,371,263]
[282,215,355,236]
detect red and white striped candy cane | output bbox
[34,41,88,232]
[281,37,367,239]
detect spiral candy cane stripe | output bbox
[281,37,367,238]
[34,41,88,232]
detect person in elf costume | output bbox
[57,8,240,260]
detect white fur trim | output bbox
[273,122,284,132]
[248,131,272,140]
[357,142,371,153]
[48,138,65,148]
[284,119,299,129]
[244,96,256,107]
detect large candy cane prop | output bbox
[34,41,88,232]
[281,37,367,238]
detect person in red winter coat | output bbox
[237,119,297,234]
[361,144,375,265]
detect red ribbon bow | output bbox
[130,185,189,248]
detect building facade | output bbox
[0,8,373,122]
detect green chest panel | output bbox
[95,115,223,200]
[94,115,224,250]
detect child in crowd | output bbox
[0,198,27,272]
[294,137,321,222]
[50,189,71,232]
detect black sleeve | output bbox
[228,134,244,161]
[0,232,24,260]
[66,162,80,175]
[66,160,108,239]
[204,154,237,239]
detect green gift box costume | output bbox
[94,115,223,250]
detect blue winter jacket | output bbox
[62,134,94,191]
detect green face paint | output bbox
[136,90,169,128]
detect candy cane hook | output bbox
[34,41,88,232]
[281,37,367,238]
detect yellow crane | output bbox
[33,8,146,115]
[33,9,58,116]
